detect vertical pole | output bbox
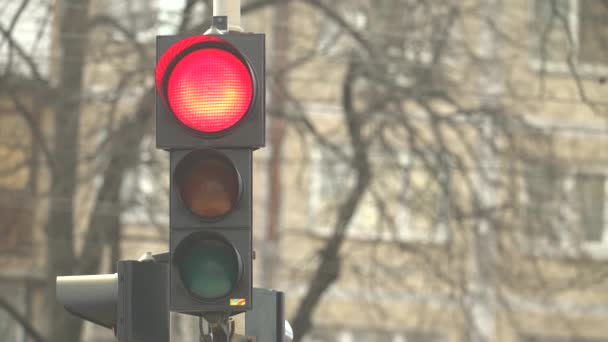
[213,0,243,32]
[470,0,502,341]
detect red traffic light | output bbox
[156,36,254,134]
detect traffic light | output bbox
[155,33,264,315]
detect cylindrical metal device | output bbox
[213,0,243,31]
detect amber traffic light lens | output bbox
[175,151,240,219]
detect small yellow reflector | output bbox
[230,298,247,306]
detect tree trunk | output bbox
[45,0,91,341]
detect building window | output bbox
[530,0,608,72]
[520,333,605,342]
[400,331,443,342]
[308,147,356,236]
[304,328,340,342]
[523,161,608,256]
[402,158,450,243]
[575,173,605,242]
[309,146,449,243]
[315,148,354,201]
[351,329,443,342]
[578,0,608,65]
[351,330,395,342]
[523,161,564,244]
[316,14,343,54]
[305,327,443,342]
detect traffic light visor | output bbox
[56,274,118,329]
[175,235,241,300]
[156,36,254,133]
[174,150,241,219]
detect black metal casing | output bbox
[117,261,169,342]
[169,150,253,314]
[156,33,264,315]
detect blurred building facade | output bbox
[250,0,608,341]
[0,0,608,342]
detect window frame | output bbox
[528,0,608,76]
[305,327,443,342]
[308,145,449,244]
[519,332,606,342]
[520,162,608,259]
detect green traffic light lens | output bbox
[177,236,240,300]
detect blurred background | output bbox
[1,0,608,341]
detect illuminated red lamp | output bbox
[156,36,254,134]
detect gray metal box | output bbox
[117,261,169,342]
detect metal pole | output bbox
[213,0,243,32]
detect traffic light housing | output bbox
[156,33,264,315]
[56,259,169,342]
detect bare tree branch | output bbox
[5,86,55,171]
[0,297,46,342]
[0,22,48,85]
[292,56,372,341]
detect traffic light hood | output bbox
[155,35,225,93]
[56,274,118,329]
